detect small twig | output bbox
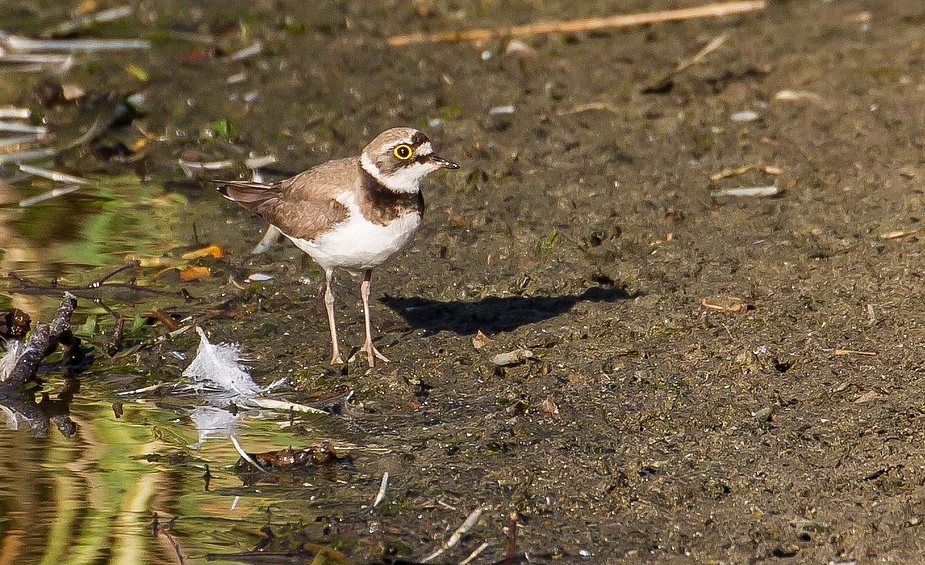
[0,108,30,119]
[18,163,90,184]
[0,134,43,150]
[387,0,767,46]
[880,229,918,240]
[642,33,728,93]
[833,349,877,356]
[244,154,277,169]
[153,513,186,565]
[372,471,389,508]
[674,33,728,74]
[18,185,83,207]
[228,41,263,62]
[421,506,485,563]
[0,121,47,134]
[1,34,151,52]
[556,101,619,116]
[104,315,125,356]
[460,541,491,565]
[89,260,141,288]
[178,158,235,177]
[0,148,57,165]
[505,512,519,563]
[117,382,177,395]
[248,397,328,415]
[153,309,180,331]
[42,5,134,38]
[0,53,71,66]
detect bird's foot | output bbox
[349,342,390,367]
[329,351,345,365]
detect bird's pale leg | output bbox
[349,269,390,367]
[323,268,344,364]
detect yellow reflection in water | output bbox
[0,397,323,565]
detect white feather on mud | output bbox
[183,327,261,402]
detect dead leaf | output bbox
[539,397,560,418]
[833,349,877,356]
[181,244,226,260]
[701,296,749,313]
[472,330,492,350]
[178,265,211,282]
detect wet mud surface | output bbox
[7,0,925,562]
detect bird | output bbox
[217,127,459,367]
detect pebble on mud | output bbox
[491,348,534,366]
[730,110,760,122]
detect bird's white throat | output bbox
[361,152,436,194]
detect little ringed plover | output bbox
[217,127,459,367]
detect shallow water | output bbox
[0,392,364,564]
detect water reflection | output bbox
[0,394,359,564]
[0,176,190,321]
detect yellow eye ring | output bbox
[393,144,413,160]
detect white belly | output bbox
[286,211,421,271]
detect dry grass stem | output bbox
[42,5,134,38]
[18,185,82,207]
[675,33,728,74]
[387,0,768,46]
[710,164,782,181]
[0,108,31,119]
[880,229,918,240]
[833,349,877,356]
[1,34,150,52]
[421,506,485,562]
[18,163,91,184]
[459,541,491,565]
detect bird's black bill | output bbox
[429,155,459,169]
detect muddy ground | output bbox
[9,0,925,562]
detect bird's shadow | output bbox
[381,286,635,336]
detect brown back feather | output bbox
[217,158,357,241]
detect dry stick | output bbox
[460,542,490,565]
[387,0,768,46]
[642,32,728,93]
[505,512,518,563]
[674,33,728,74]
[6,293,77,386]
[421,506,485,563]
[89,259,141,288]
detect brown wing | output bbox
[217,157,358,241]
